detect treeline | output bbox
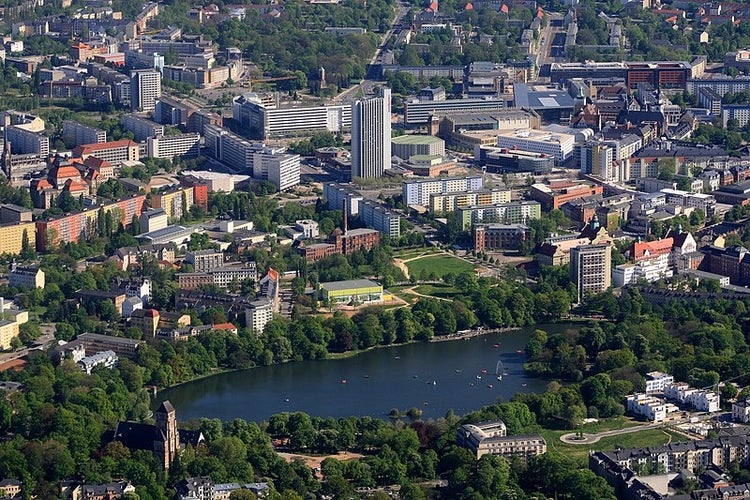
[520,287,750,428]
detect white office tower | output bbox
[130,69,162,112]
[351,87,391,179]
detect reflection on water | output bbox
[155,324,578,422]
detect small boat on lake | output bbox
[341,379,347,384]
[487,384,493,389]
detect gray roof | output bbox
[320,279,381,291]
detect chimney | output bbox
[342,199,348,234]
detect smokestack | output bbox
[342,199,348,234]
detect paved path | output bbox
[560,423,657,444]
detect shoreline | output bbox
[428,326,521,342]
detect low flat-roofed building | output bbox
[319,279,383,305]
[74,332,144,358]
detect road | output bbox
[332,1,411,103]
[536,13,565,78]
[0,326,56,366]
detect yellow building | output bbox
[429,189,511,213]
[0,309,29,350]
[0,221,36,255]
[151,187,194,221]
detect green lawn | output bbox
[540,427,684,465]
[413,284,459,298]
[405,254,474,279]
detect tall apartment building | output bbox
[0,221,36,256]
[72,140,140,165]
[233,93,352,139]
[360,201,401,238]
[121,115,164,141]
[245,298,273,335]
[146,133,201,159]
[351,88,391,179]
[581,143,616,182]
[151,187,194,221]
[62,120,106,148]
[403,176,484,206]
[203,124,259,172]
[252,148,301,191]
[570,243,612,302]
[5,126,49,155]
[130,69,161,111]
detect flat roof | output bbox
[320,279,381,291]
[392,134,444,145]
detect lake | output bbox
[155,324,575,422]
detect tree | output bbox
[20,229,35,260]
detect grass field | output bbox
[540,426,684,465]
[405,255,474,279]
[413,284,459,298]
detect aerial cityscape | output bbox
[6,0,750,498]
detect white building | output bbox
[626,393,669,422]
[612,253,673,287]
[62,120,106,147]
[732,400,750,423]
[9,264,44,289]
[402,176,484,206]
[78,350,118,374]
[146,133,201,159]
[294,220,319,239]
[245,298,273,335]
[122,296,143,318]
[121,115,164,141]
[130,69,161,111]
[252,148,301,191]
[5,126,49,155]
[351,88,391,178]
[495,129,575,163]
[645,372,675,394]
[664,382,721,413]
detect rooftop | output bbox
[392,134,444,145]
[320,279,382,291]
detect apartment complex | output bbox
[429,188,511,213]
[473,224,531,252]
[359,201,401,238]
[0,221,36,256]
[5,126,49,155]
[458,201,541,230]
[9,264,44,288]
[570,243,612,302]
[121,115,164,141]
[456,420,546,459]
[62,120,106,147]
[351,88,392,179]
[177,263,258,290]
[151,187,195,221]
[130,68,161,111]
[403,176,484,206]
[146,133,201,159]
[245,298,274,335]
[185,249,224,272]
[72,139,140,165]
[232,93,351,139]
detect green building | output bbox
[458,201,542,230]
[319,279,384,305]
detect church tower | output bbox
[154,400,180,469]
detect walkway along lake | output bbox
[155,324,578,423]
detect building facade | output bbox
[351,88,392,179]
[570,243,612,302]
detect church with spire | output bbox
[113,401,204,469]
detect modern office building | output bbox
[351,88,392,179]
[402,176,484,206]
[570,243,612,302]
[323,182,364,216]
[232,93,351,139]
[495,129,575,163]
[252,148,301,191]
[581,143,616,182]
[404,97,505,125]
[146,133,201,159]
[130,68,161,111]
[203,124,259,172]
[457,201,541,230]
[62,120,106,147]
[121,115,164,141]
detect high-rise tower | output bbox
[351,87,391,179]
[131,69,162,112]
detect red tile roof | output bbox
[631,237,674,261]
